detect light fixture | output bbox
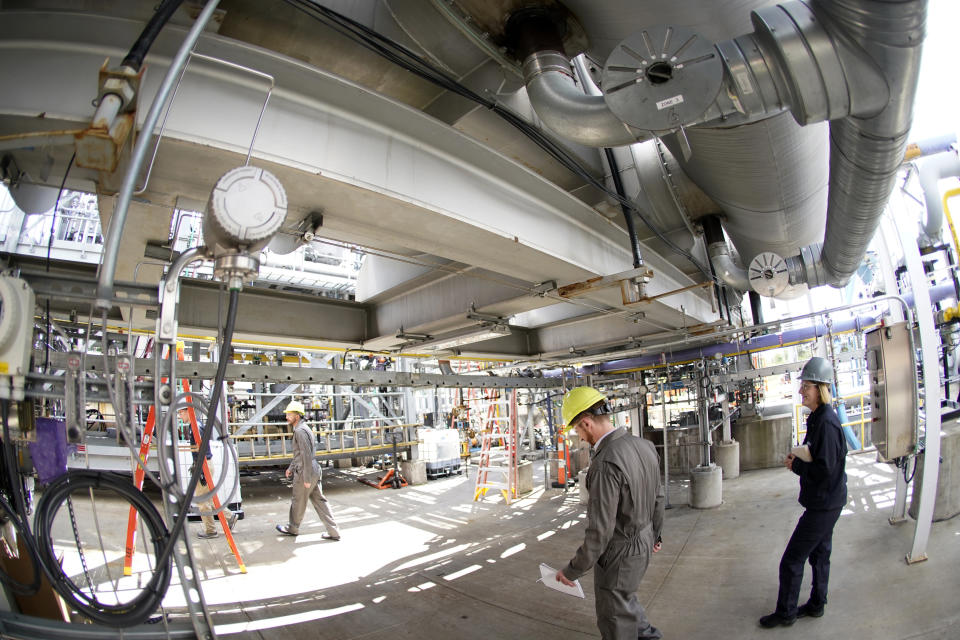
[414,323,511,351]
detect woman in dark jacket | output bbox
[760,356,848,628]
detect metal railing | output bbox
[231,423,420,463]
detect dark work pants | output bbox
[776,507,842,617]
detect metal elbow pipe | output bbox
[523,51,651,148]
[708,242,751,291]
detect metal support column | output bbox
[893,188,943,564]
[698,362,712,467]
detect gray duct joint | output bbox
[786,243,830,288]
[748,1,888,126]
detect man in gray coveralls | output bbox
[555,386,664,639]
[275,400,341,540]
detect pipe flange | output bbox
[214,253,260,290]
[601,25,724,131]
[748,252,789,297]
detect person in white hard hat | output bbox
[275,400,341,540]
[759,356,847,628]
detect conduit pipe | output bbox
[96,0,221,310]
[581,284,953,375]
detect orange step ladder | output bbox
[473,389,519,504]
[123,344,246,575]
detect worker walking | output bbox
[759,356,847,628]
[554,387,664,639]
[275,401,341,540]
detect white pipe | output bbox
[917,150,960,239]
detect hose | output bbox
[29,289,239,626]
[154,288,239,570]
[32,470,172,627]
[121,0,187,72]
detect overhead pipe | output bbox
[787,0,926,287]
[505,9,652,148]
[577,284,954,375]
[703,0,925,290]
[509,0,927,293]
[904,133,957,162]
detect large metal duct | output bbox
[505,0,927,295]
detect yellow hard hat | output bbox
[284,400,305,415]
[561,387,607,432]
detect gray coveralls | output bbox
[562,428,665,640]
[284,420,341,537]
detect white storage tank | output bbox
[418,428,462,479]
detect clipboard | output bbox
[538,563,585,598]
[791,444,812,462]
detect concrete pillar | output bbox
[715,440,740,479]
[578,470,588,505]
[401,459,427,485]
[690,464,722,508]
[732,414,794,470]
[517,460,534,494]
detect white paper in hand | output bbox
[791,444,812,462]
[538,563,585,598]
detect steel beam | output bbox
[42,352,561,389]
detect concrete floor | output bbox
[164,451,960,640]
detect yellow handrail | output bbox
[230,423,419,463]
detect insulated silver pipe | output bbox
[96,0,222,310]
[523,51,650,148]
[815,0,927,286]
[708,241,751,291]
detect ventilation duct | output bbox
[508,0,927,294]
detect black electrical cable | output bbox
[153,288,239,571]
[28,289,238,626]
[280,0,714,282]
[902,454,918,484]
[121,0,186,72]
[0,400,42,596]
[44,151,76,374]
[603,148,643,269]
[33,470,172,627]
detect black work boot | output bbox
[797,602,824,618]
[759,612,797,628]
